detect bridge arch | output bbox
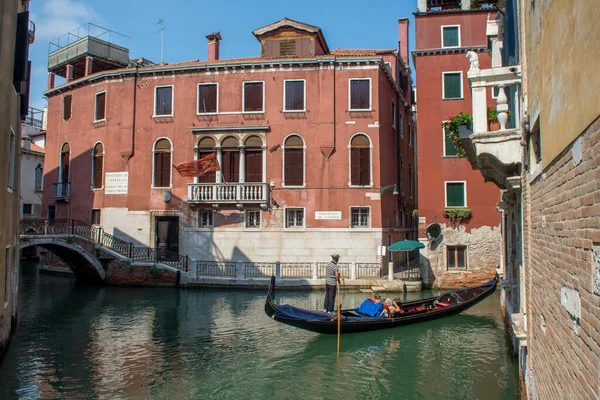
[20,237,106,282]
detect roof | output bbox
[331,49,397,56]
[21,139,45,155]
[252,17,330,53]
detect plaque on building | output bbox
[105,172,129,194]
[315,211,341,220]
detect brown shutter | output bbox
[93,155,103,188]
[222,151,240,182]
[295,39,310,56]
[350,148,360,185]
[96,92,106,120]
[198,84,217,113]
[360,148,370,186]
[264,40,280,57]
[63,95,72,120]
[161,152,171,186]
[245,150,262,183]
[285,149,303,186]
[244,83,263,112]
[154,152,162,186]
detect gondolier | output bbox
[323,253,340,313]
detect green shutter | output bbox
[444,73,462,99]
[444,128,458,156]
[443,27,459,47]
[493,86,500,97]
[446,183,465,207]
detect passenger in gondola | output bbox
[382,298,403,317]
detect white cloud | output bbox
[32,0,101,41]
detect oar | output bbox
[336,279,341,357]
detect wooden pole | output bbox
[337,280,341,357]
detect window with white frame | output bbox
[284,80,305,111]
[349,79,371,110]
[245,210,261,228]
[94,91,106,121]
[445,182,466,207]
[92,143,104,189]
[351,207,370,228]
[34,163,43,191]
[285,208,304,228]
[243,82,264,112]
[198,210,214,227]
[153,138,172,187]
[91,209,101,226]
[7,128,16,190]
[283,135,304,186]
[491,86,500,99]
[447,245,467,270]
[443,72,463,99]
[350,134,371,186]
[442,26,460,48]
[198,83,218,114]
[154,86,173,116]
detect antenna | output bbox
[156,19,165,63]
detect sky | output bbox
[29,0,418,111]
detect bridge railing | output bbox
[20,219,189,272]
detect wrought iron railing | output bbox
[244,262,276,277]
[19,219,189,272]
[395,264,422,282]
[52,182,70,199]
[196,261,236,277]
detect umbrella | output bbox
[388,240,425,252]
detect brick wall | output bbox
[526,116,600,398]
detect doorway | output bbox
[155,216,179,259]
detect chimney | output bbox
[398,19,410,66]
[206,32,222,61]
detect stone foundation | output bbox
[105,260,178,287]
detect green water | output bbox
[0,263,520,399]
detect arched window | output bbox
[196,137,216,183]
[283,135,304,186]
[350,134,370,186]
[221,136,239,183]
[92,143,104,189]
[34,164,43,191]
[60,142,70,184]
[154,138,172,187]
[245,136,263,183]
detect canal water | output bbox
[0,262,520,399]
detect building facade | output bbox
[0,0,33,355]
[413,0,501,288]
[42,18,416,267]
[461,0,600,397]
[21,108,45,220]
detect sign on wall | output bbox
[105,172,129,195]
[315,211,342,220]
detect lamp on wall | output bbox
[380,184,398,195]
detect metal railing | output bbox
[52,182,70,199]
[188,182,269,203]
[19,219,189,272]
[197,261,236,277]
[317,262,350,278]
[280,263,312,279]
[357,263,383,278]
[395,263,422,282]
[244,262,276,277]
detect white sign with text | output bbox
[105,172,129,195]
[315,211,342,220]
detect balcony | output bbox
[187,183,270,206]
[52,182,70,201]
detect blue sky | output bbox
[29,0,417,111]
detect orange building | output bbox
[42,18,416,265]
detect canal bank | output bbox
[0,261,520,399]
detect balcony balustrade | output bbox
[52,182,70,200]
[187,182,269,205]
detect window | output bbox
[447,246,467,270]
[60,142,70,186]
[94,91,106,121]
[34,164,43,191]
[392,101,396,129]
[442,26,460,48]
[22,204,33,215]
[409,163,413,199]
[443,72,463,99]
[196,137,217,183]
[286,208,304,228]
[198,83,218,114]
[91,209,101,226]
[443,122,458,156]
[350,134,371,186]
[47,205,56,220]
[221,136,240,183]
[399,113,404,138]
[4,247,10,303]
[243,82,264,112]
[198,210,214,227]
[245,136,263,183]
[445,182,466,207]
[351,207,370,228]
[283,135,304,186]
[7,128,16,191]
[63,95,72,120]
[92,143,104,189]
[245,211,261,228]
[491,86,500,99]
[153,138,172,187]
[284,80,305,111]
[154,86,173,116]
[408,124,413,147]
[349,79,371,110]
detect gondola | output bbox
[264,275,498,334]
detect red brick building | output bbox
[413,0,500,288]
[42,18,416,265]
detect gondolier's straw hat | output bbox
[331,253,340,259]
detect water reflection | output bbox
[0,263,520,399]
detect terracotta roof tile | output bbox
[30,143,45,154]
[331,49,396,56]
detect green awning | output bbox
[388,240,425,252]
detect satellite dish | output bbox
[426,223,442,241]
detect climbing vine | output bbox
[442,112,472,159]
[443,208,472,224]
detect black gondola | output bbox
[264,275,498,334]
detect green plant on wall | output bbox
[444,208,472,224]
[412,209,419,218]
[442,112,472,159]
[66,237,75,245]
[150,266,164,278]
[470,0,481,9]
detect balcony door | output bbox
[60,143,70,184]
[221,136,239,183]
[245,136,263,183]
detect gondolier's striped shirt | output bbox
[325,261,338,286]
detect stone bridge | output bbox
[20,219,190,286]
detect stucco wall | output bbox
[101,208,151,247]
[20,151,44,218]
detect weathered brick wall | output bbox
[527,116,600,399]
